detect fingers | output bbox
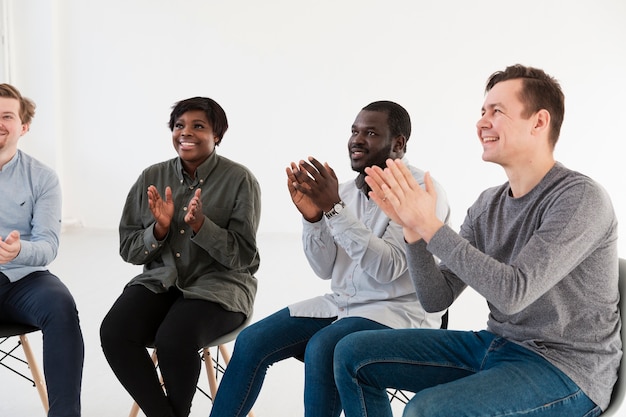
[298,158,320,181]
[324,162,337,181]
[306,157,327,177]
[3,230,20,245]
[286,164,296,180]
[364,166,387,200]
[298,157,332,182]
[383,159,425,200]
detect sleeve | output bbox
[191,172,261,270]
[118,172,167,265]
[427,180,616,315]
[326,210,407,284]
[12,170,61,267]
[301,217,336,280]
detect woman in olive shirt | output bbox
[100,97,261,417]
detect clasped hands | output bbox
[286,157,340,223]
[364,158,443,243]
[147,185,204,240]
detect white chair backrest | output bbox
[601,257,626,416]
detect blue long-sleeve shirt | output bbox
[0,150,61,281]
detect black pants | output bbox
[100,285,245,417]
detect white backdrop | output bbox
[0,1,624,415]
[3,0,624,255]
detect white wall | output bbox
[3,0,625,256]
[0,0,624,413]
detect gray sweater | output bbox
[408,162,620,410]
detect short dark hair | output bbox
[0,83,36,125]
[362,101,411,145]
[486,64,564,148]
[168,97,228,145]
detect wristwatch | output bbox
[324,200,345,219]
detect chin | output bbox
[350,163,364,173]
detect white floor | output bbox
[0,226,488,417]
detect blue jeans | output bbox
[334,329,601,417]
[0,271,84,417]
[209,307,390,417]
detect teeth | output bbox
[483,137,498,142]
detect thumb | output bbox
[5,230,20,244]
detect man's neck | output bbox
[0,148,18,171]
[504,157,556,198]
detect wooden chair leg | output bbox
[129,346,255,417]
[128,349,159,417]
[19,334,49,413]
[204,347,219,400]
[204,345,255,417]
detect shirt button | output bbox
[176,253,181,258]
[151,243,157,248]
[144,250,149,255]
[183,206,188,211]
[180,229,185,234]
[199,179,204,184]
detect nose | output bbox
[476,113,492,132]
[181,125,192,136]
[350,132,366,146]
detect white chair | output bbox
[129,314,254,417]
[601,257,626,416]
[0,322,48,413]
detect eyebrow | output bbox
[176,118,208,124]
[481,103,505,113]
[351,124,379,130]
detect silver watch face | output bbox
[334,202,344,213]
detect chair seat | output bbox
[0,322,48,412]
[128,312,255,417]
[0,323,40,338]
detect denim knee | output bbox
[333,334,356,377]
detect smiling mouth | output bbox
[482,136,499,143]
[351,148,367,158]
[179,141,197,148]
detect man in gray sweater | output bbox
[333,64,621,416]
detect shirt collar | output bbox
[174,151,218,185]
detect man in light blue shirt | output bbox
[0,83,84,417]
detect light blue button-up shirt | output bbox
[289,160,450,329]
[0,150,61,281]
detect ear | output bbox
[20,122,30,136]
[532,109,550,136]
[392,135,407,154]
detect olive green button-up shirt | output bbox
[119,151,261,316]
